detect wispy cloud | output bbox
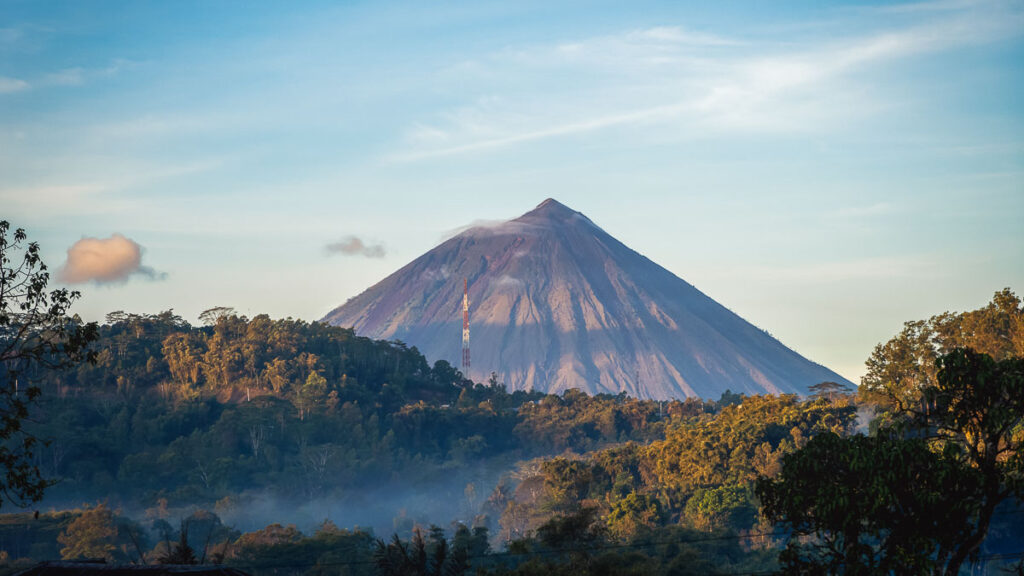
[0,76,29,93]
[0,184,107,211]
[439,219,506,242]
[0,58,131,94]
[325,236,386,258]
[540,25,741,68]
[389,1,1024,161]
[0,159,223,217]
[626,26,742,46]
[393,102,694,161]
[863,0,982,14]
[41,59,132,88]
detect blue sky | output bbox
[2,0,1022,382]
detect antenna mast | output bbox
[462,278,471,371]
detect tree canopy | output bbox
[860,288,1023,411]
[759,289,1024,576]
[0,221,97,508]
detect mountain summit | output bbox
[323,199,851,399]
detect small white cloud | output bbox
[627,26,741,46]
[0,77,29,94]
[421,265,452,282]
[58,234,166,285]
[325,236,386,258]
[494,275,524,288]
[439,219,507,242]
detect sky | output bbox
[2,0,1022,383]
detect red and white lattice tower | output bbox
[462,278,471,371]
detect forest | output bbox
[1,285,1022,575]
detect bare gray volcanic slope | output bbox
[323,199,852,399]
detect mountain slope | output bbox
[323,199,852,399]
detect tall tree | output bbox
[759,348,1024,576]
[157,520,199,565]
[860,319,938,411]
[757,432,980,575]
[198,307,236,327]
[0,221,97,508]
[58,503,119,561]
[918,349,1024,574]
[807,381,853,402]
[860,289,1023,412]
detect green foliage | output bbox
[157,522,198,565]
[19,313,683,509]
[535,507,605,553]
[649,394,855,511]
[838,292,1024,572]
[513,389,670,453]
[374,527,459,576]
[228,521,376,576]
[491,393,856,545]
[683,484,754,532]
[757,432,981,575]
[371,524,491,576]
[57,503,118,561]
[920,349,1024,573]
[490,520,775,576]
[0,221,98,508]
[34,291,1024,573]
[923,349,1024,482]
[716,390,744,407]
[759,348,1024,575]
[807,381,853,402]
[1,349,825,574]
[231,523,305,566]
[861,289,1024,411]
[606,492,664,539]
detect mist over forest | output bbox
[1,288,1022,575]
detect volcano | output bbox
[323,199,851,399]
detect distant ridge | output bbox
[323,199,853,400]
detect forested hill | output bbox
[26,311,699,524]
[11,310,853,575]
[63,310,467,408]
[10,291,1020,575]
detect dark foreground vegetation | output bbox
[1,222,1022,574]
